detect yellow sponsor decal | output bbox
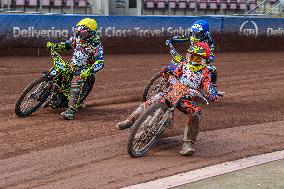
[188,64,204,72]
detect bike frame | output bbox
[45,48,74,97]
[158,82,208,137]
[163,80,208,109]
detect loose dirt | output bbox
[0,52,283,188]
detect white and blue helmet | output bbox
[191,20,209,35]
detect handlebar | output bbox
[49,48,74,72]
[186,88,209,105]
[171,87,209,111]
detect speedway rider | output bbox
[167,19,217,84]
[116,42,221,156]
[47,18,104,120]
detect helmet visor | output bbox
[191,29,203,40]
[74,26,93,39]
[190,35,201,43]
[190,54,202,64]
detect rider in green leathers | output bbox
[47,18,104,120]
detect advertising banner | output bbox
[0,14,222,47]
[1,14,284,48]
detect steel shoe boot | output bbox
[116,105,144,130]
[116,119,133,130]
[61,108,75,120]
[180,141,196,156]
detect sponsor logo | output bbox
[12,26,191,38]
[50,70,57,76]
[13,27,69,38]
[239,21,259,37]
[104,27,132,37]
[267,27,284,36]
[102,27,190,37]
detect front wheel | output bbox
[15,77,51,117]
[127,102,169,157]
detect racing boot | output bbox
[61,108,75,120]
[116,104,144,130]
[116,119,133,130]
[180,115,201,156]
[180,140,196,156]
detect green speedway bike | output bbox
[15,47,95,117]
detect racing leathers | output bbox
[169,60,218,118]
[52,34,104,114]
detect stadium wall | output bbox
[0,14,284,56]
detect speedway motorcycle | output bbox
[15,46,94,117]
[128,74,209,157]
[128,43,211,157]
[142,43,218,102]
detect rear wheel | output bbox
[211,70,218,85]
[79,75,95,104]
[15,77,51,117]
[127,102,169,157]
[142,71,167,102]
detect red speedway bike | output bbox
[127,75,209,157]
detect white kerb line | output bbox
[122,150,284,189]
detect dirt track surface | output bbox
[0,52,284,188]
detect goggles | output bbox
[74,26,93,39]
[190,31,203,43]
[190,54,202,64]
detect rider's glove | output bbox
[210,91,224,102]
[80,69,91,80]
[47,42,54,50]
[47,42,67,51]
[217,91,225,97]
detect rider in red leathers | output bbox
[116,42,221,156]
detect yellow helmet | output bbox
[76,18,97,31]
